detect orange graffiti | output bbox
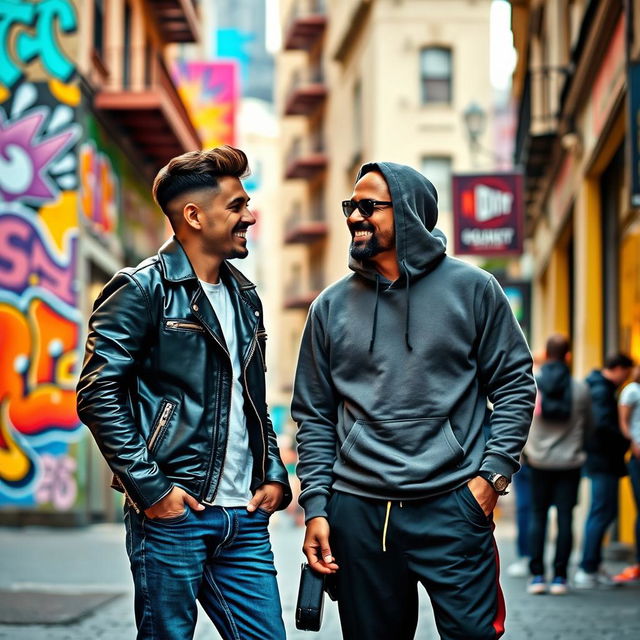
[0,299,80,491]
[79,141,117,235]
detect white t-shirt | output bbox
[199,279,253,507]
[620,381,640,445]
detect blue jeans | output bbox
[124,505,285,640]
[580,473,619,573]
[628,456,640,563]
[513,463,531,558]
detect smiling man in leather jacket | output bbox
[77,146,291,640]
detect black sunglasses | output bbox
[341,199,393,218]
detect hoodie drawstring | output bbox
[382,501,392,552]
[402,260,413,351]
[369,274,381,352]
[381,500,403,552]
[369,268,413,352]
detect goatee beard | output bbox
[350,235,381,260]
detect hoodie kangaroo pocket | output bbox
[338,416,464,491]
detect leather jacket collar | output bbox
[158,236,257,291]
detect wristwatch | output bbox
[478,471,510,495]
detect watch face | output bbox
[493,475,509,492]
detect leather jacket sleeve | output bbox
[76,272,173,510]
[264,410,293,508]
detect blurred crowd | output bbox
[504,338,640,595]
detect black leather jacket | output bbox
[77,237,291,512]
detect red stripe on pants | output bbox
[491,523,506,637]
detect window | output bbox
[353,79,363,154]
[93,0,104,59]
[421,157,452,213]
[123,2,132,87]
[420,47,452,104]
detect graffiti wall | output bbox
[0,0,83,511]
[84,115,167,262]
[174,61,238,147]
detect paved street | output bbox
[0,512,638,640]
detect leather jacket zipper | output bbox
[198,323,232,504]
[243,324,267,481]
[256,330,267,372]
[165,320,205,333]
[116,474,141,513]
[148,400,175,452]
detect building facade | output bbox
[0,0,200,523]
[511,0,640,544]
[276,0,494,400]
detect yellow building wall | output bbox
[572,178,603,378]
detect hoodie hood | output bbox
[537,361,572,421]
[348,162,446,283]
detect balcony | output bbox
[284,65,327,116]
[285,202,328,244]
[147,0,200,43]
[284,0,327,51]
[285,135,327,180]
[283,273,324,309]
[514,68,568,206]
[95,50,201,168]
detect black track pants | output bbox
[326,488,505,640]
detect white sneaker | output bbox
[594,568,616,587]
[506,558,529,578]
[573,568,596,589]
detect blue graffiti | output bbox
[0,0,77,90]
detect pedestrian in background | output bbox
[523,335,592,595]
[293,162,536,639]
[574,353,633,588]
[77,147,291,639]
[613,365,640,584]
[505,462,532,578]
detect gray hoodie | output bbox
[292,162,536,521]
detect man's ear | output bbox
[183,202,201,230]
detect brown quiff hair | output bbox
[152,146,250,214]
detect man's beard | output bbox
[349,221,384,260]
[350,234,382,260]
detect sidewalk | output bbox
[0,514,638,639]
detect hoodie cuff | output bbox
[480,453,520,482]
[300,492,330,524]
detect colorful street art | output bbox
[0,0,83,511]
[174,61,238,147]
[79,140,118,236]
[0,0,78,101]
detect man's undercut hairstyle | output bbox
[545,334,570,361]
[604,353,634,370]
[152,146,250,215]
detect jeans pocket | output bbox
[149,507,190,525]
[256,507,273,518]
[123,507,133,557]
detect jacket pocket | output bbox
[164,319,205,333]
[147,400,176,453]
[338,416,464,490]
[256,330,267,372]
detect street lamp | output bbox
[463,101,487,168]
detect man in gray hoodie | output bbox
[293,163,536,640]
